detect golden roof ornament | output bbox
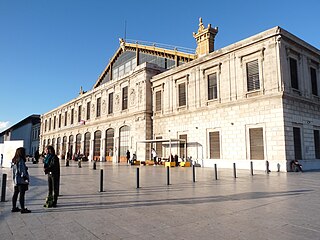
[193,18,218,57]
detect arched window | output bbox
[84,132,91,158]
[47,139,51,145]
[76,134,81,154]
[119,125,130,162]
[105,128,114,162]
[94,130,101,161]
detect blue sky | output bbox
[0,0,319,132]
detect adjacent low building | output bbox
[40,19,320,171]
[0,114,40,160]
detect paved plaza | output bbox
[1,161,320,240]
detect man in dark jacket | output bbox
[44,145,60,207]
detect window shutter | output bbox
[249,128,264,160]
[314,130,320,159]
[156,91,161,111]
[293,127,302,159]
[290,58,299,90]
[311,67,318,96]
[178,83,186,107]
[209,132,220,159]
[108,93,113,114]
[247,60,260,91]
[208,73,217,100]
[122,87,128,110]
[96,97,101,117]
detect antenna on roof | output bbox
[124,20,127,41]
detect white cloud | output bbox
[0,121,10,132]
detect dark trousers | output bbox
[12,185,28,209]
[48,174,59,204]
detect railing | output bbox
[125,39,195,55]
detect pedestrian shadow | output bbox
[29,189,313,213]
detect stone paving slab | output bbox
[1,161,320,239]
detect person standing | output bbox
[126,150,131,164]
[43,145,60,207]
[11,147,31,213]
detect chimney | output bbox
[193,18,218,58]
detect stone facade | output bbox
[151,27,320,171]
[41,63,164,163]
[41,23,320,171]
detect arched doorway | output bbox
[62,136,67,159]
[105,128,114,162]
[119,125,130,163]
[69,135,74,159]
[52,138,55,151]
[56,137,61,156]
[94,130,101,161]
[75,134,81,155]
[84,132,90,159]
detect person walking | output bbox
[43,145,60,208]
[151,148,157,164]
[11,147,31,214]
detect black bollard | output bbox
[78,159,82,168]
[136,168,140,188]
[66,159,69,167]
[250,161,254,176]
[93,161,96,170]
[1,174,7,202]
[167,166,170,185]
[214,164,218,180]
[193,164,196,182]
[99,169,104,192]
[233,163,237,178]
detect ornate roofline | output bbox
[93,39,196,88]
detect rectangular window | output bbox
[96,97,101,117]
[314,130,320,159]
[293,127,302,160]
[208,73,218,100]
[53,116,56,130]
[122,86,128,110]
[86,102,90,120]
[45,120,47,132]
[78,105,82,122]
[71,109,74,124]
[58,114,61,128]
[155,91,161,111]
[49,118,51,131]
[108,93,113,114]
[249,128,264,160]
[178,83,186,107]
[209,131,220,159]
[64,111,67,126]
[246,60,260,91]
[290,58,299,90]
[311,67,318,96]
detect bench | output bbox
[164,162,176,167]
